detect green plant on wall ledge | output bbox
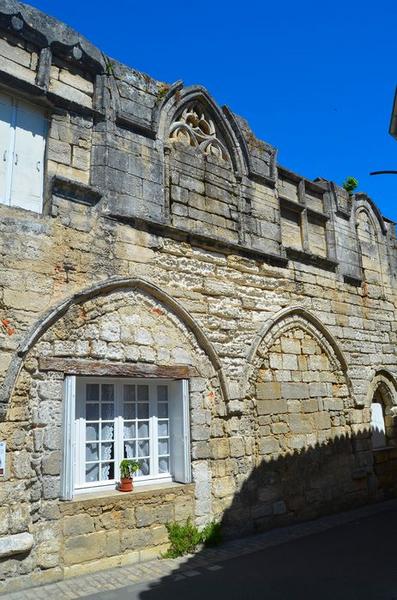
[342,176,359,196]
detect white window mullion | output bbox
[115,383,123,482]
[149,383,158,479]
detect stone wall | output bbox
[0,0,397,594]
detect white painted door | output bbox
[371,402,386,448]
[11,98,46,212]
[0,91,14,206]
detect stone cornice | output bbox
[0,0,105,73]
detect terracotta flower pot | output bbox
[119,477,133,492]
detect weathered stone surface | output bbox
[0,533,33,558]
[0,2,396,594]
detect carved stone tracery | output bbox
[169,103,230,161]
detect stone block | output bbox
[47,139,72,166]
[63,514,94,537]
[49,79,92,108]
[229,436,245,458]
[257,399,287,415]
[258,437,280,455]
[42,451,61,476]
[281,383,309,399]
[314,412,332,430]
[0,508,9,536]
[213,476,235,498]
[120,527,153,552]
[105,531,121,557]
[282,354,298,370]
[309,382,329,397]
[301,338,317,354]
[280,338,301,354]
[287,414,311,434]
[64,532,106,565]
[209,438,229,459]
[0,533,33,558]
[257,382,281,400]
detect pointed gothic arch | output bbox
[242,305,351,399]
[247,306,348,371]
[368,370,397,449]
[155,84,248,176]
[354,201,387,290]
[0,277,229,417]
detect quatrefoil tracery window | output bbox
[169,103,230,161]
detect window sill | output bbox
[60,481,195,510]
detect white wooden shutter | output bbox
[10,98,46,213]
[0,91,14,206]
[60,375,76,500]
[169,379,191,483]
[371,402,386,449]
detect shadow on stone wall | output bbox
[139,429,397,598]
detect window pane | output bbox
[101,462,113,480]
[101,422,114,441]
[158,439,169,456]
[158,420,168,437]
[101,442,114,461]
[158,403,168,418]
[78,379,172,487]
[157,385,168,402]
[159,457,169,474]
[123,421,136,439]
[123,403,136,419]
[138,440,149,457]
[85,463,99,482]
[124,385,135,402]
[86,403,99,420]
[86,423,99,441]
[137,385,149,402]
[137,403,149,419]
[138,458,150,476]
[87,384,99,402]
[124,441,136,458]
[138,421,149,439]
[101,403,114,420]
[102,384,114,403]
[86,443,99,461]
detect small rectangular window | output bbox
[65,377,191,496]
[0,90,46,213]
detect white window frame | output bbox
[61,375,191,499]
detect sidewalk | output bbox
[5,499,397,600]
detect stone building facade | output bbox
[0,1,397,593]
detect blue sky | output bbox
[30,0,397,219]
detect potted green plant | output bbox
[119,459,141,492]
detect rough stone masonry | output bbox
[0,0,397,594]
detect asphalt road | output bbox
[83,507,397,600]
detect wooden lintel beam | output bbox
[39,357,197,379]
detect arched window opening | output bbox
[370,381,397,449]
[371,392,386,449]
